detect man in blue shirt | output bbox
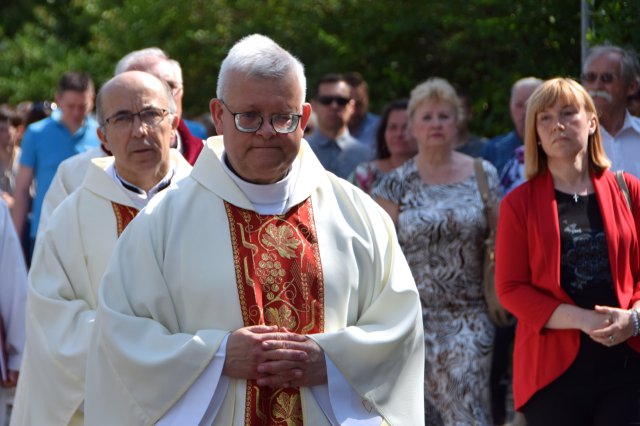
[482,77,542,176]
[12,71,100,262]
[346,72,380,149]
[306,73,371,179]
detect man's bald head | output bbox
[95,70,179,191]
[96,71,176,127]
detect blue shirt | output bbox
[184,119,208,140]
[482,130,523,176]
[351,112,380,148]
[19,111,100,237]
[306,129,372,179]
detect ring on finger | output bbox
[608,335,615,343]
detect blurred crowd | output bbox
[1,40,640,426]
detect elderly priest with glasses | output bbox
[10,70,192,425]
[83,34,424,425]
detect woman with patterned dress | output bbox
[373,77,499,425]
[349,99,416,194]
[0,109,20,208]
[496,78,640,425]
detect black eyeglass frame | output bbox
[219,100,302,134]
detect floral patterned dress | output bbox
[348,161,385,194]
[372,158,500,425]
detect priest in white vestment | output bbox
[10,70,192,426]
[38,46,203,236]
[37,145,109,234]
[0,200,27,425]
[85,34,424,426]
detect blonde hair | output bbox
[407,77,464,126]
[524,78,610,179]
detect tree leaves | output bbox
[0,0,635,137]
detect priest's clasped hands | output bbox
[222,325,328,388]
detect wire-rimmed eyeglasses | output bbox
[104,107,169,129]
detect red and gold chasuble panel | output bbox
[225,199,325,426]
[111,202,139,236]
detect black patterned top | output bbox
[556,190,617,309]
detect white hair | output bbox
[170,59,183,85]
[115,47,169,75]
[510,77,543,104]
[584,45,640,86]
[216,34,306,103]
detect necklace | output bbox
[572,193,579,203]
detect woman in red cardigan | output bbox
[496,78,640,425]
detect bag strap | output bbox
[474,158,490,208]
[474,158,496,233]
[615,170,632,211]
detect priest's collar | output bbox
[106,162,175,210]
[221,153,299,215]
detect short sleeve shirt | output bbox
[19,111,100,237]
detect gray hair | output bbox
[216,34,306,103]
[96,72,177,127]
[115,47,170,75]
[584,45,640,86]
[170,59,183,86]
[510,77,543,103]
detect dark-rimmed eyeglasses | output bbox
[220,100,302,134]
[581,72,618,84]
[316,96,350,107]
[104,107,169,129]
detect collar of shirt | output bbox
[314,128,357,151]
[624,110,640,134]
[106,162,175,210]
[600,110,640,140]
[221,153,299,215]
[51,108,95,139]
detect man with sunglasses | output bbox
[307,73,372,179]
[84,34,423,425]
[582,45,640,176]
[11,71,192,424]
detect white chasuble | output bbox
[38,146,107,235]
[11,152,191,426]
[84,136,424,425]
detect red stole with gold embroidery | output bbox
[111,202,139,236]
[225,199,324,426]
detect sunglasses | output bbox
[317,96,350,107]
[581,72,618,84]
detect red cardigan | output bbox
[496,169,640,409]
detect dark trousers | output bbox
[521,337,640,426]
[490,323,516,424]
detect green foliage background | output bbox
[0,0,638,137]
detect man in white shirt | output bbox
[582,45,640,176]
[84,34,424,425]
[11,70,192,425]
